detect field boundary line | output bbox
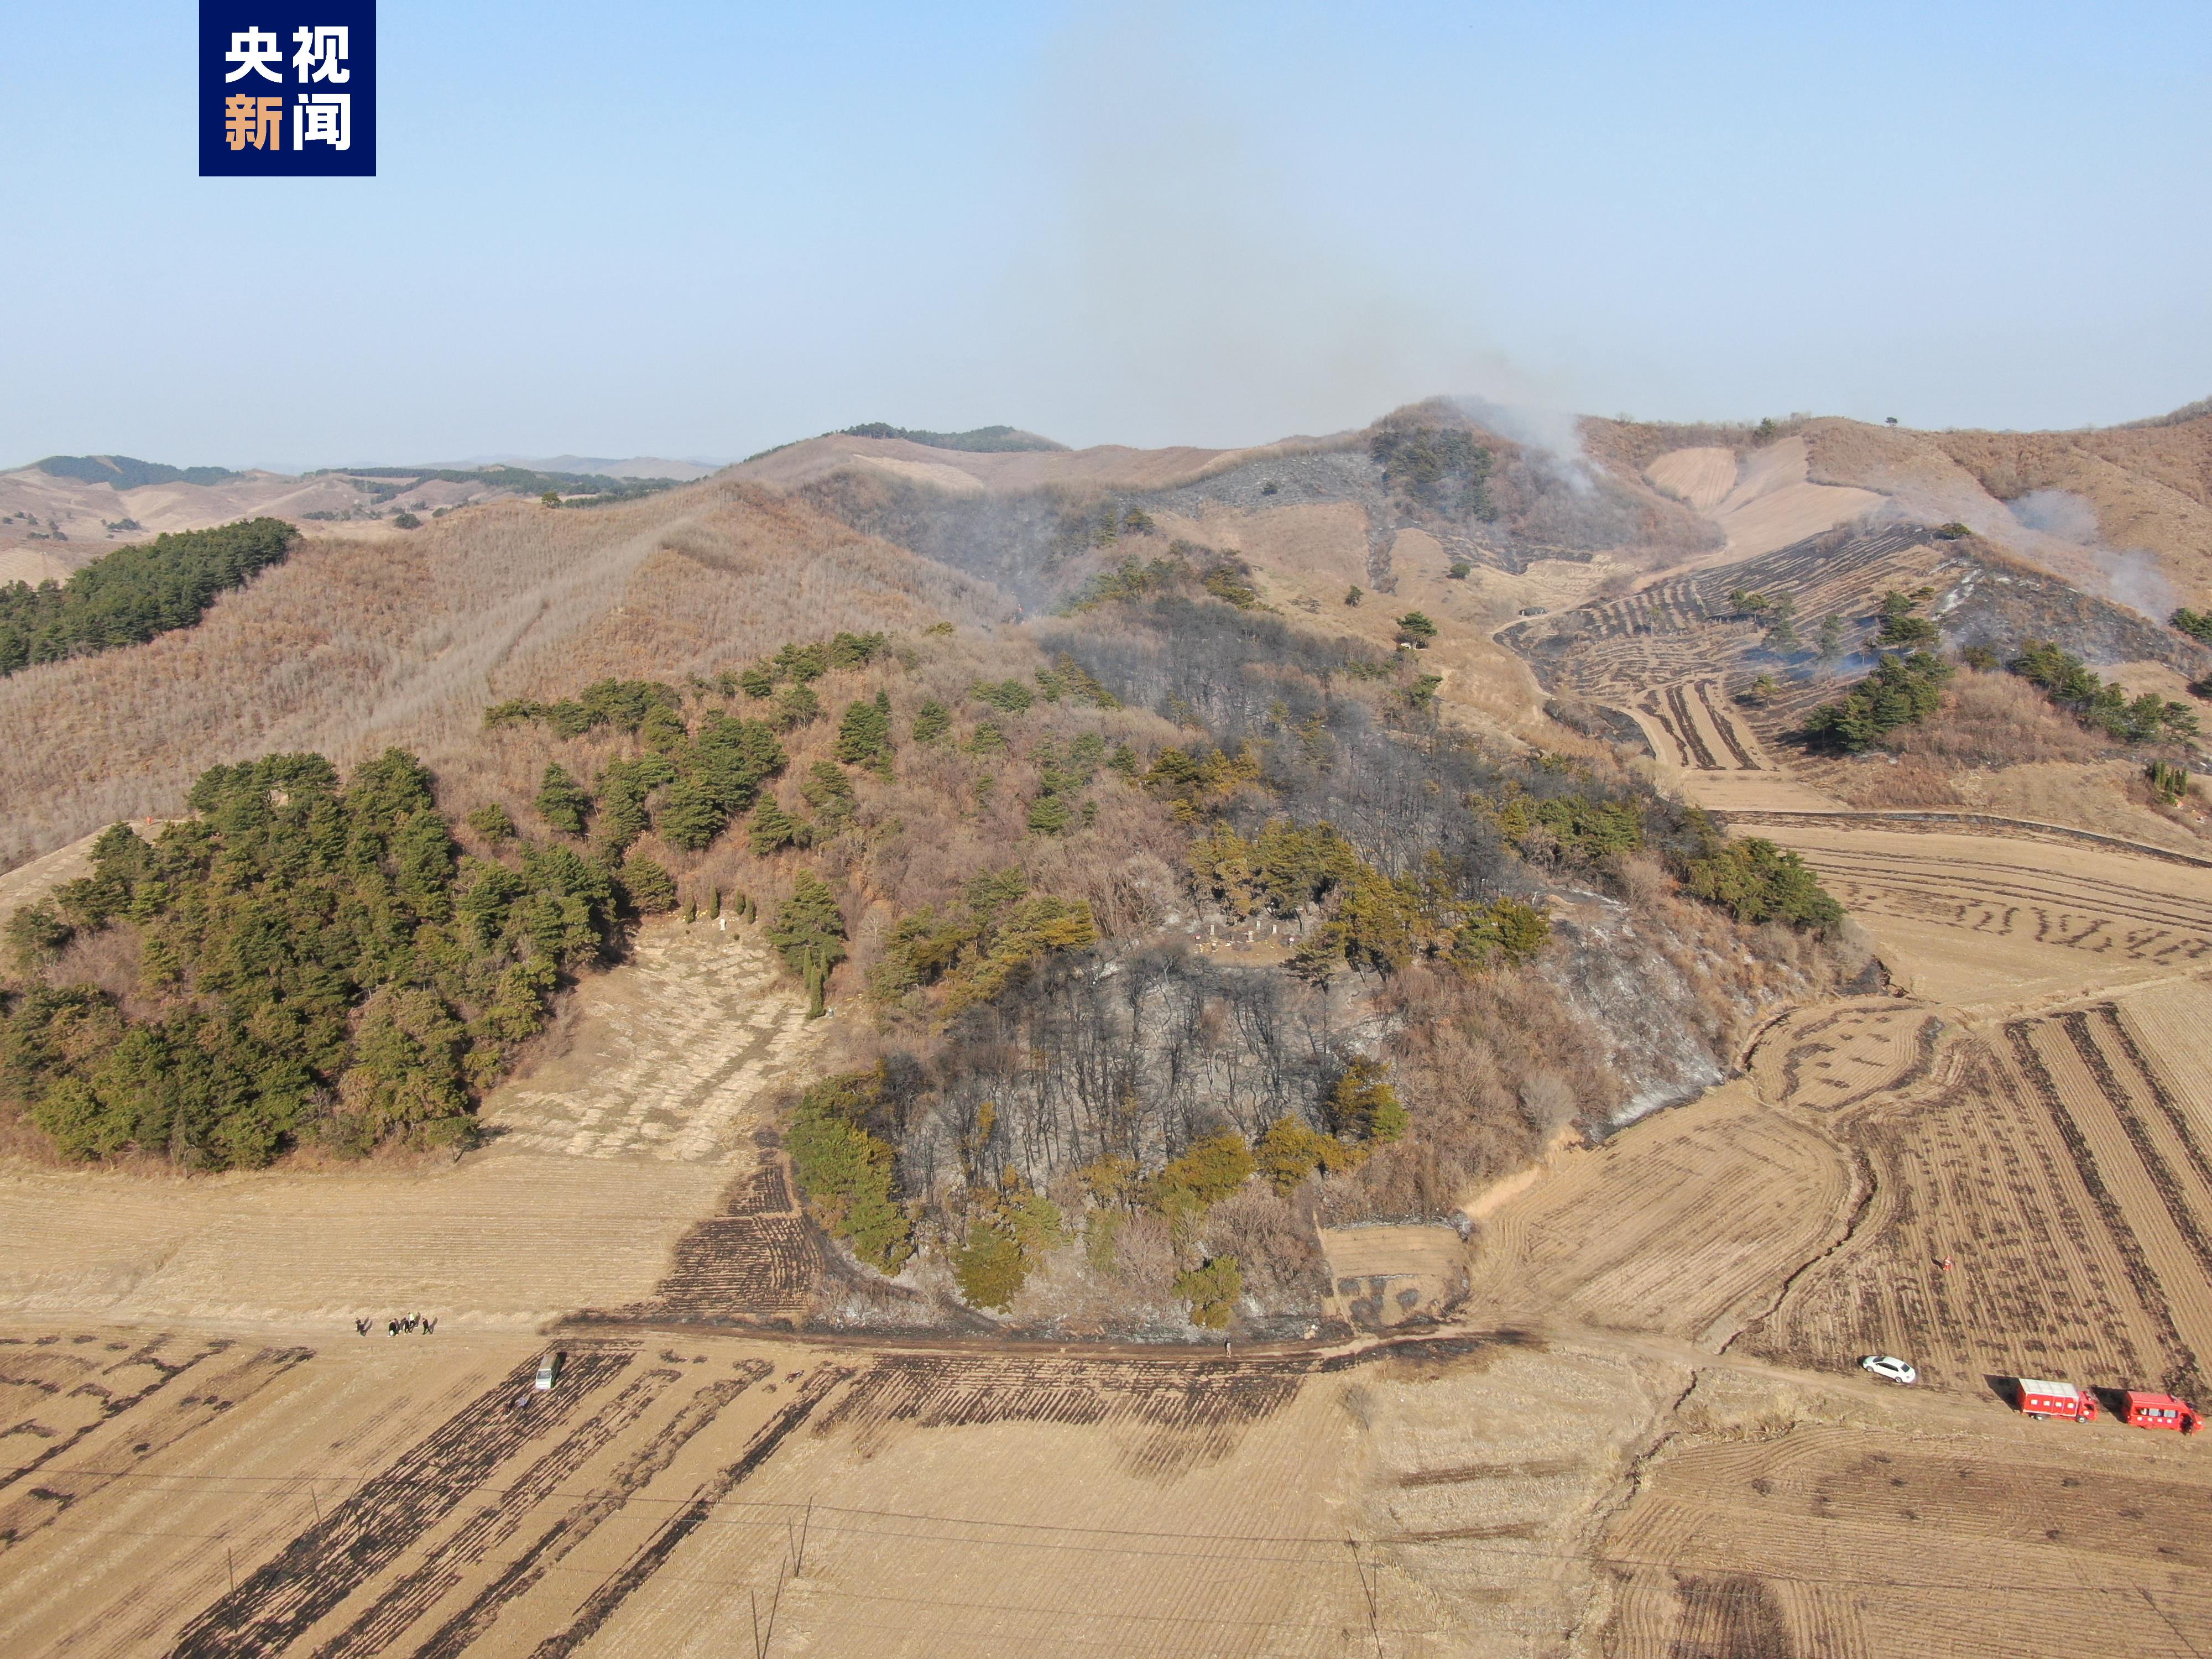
[1714,1119,1875,1355]
[1715,810,2212,870]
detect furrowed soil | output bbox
[1436,792,2212,1654]
[0,1319,1669,1657]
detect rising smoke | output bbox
[1003,6,1559,448]
[1450,394,1597,489]
[2003,488,2176,622]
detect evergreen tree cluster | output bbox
[771,872,848,1019]
[0,749,615,1168]
[2009,639,2200,743]
[733,631,889,698]
[510,695,789,859]
[833,689,895,773]
[2171,607,2212,646]
[1369,425,1496,519]
[1679,828,1844,929]
[1801,651,1954,751]
[485,677,683,739]
[869,869,1098,1016]
[1064,547,1263,617]
[0,517,297,676]
[785,1068,915,1272]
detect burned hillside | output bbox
[795,403,1719,610]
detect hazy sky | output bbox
[2,1,2206,468]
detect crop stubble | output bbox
[1599,1420,2212,1658]
[6,1333,1574,1656]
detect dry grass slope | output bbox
[0,483,1005,873]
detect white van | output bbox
[534,1353,562,1392]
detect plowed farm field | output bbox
[1759,823,2212,1006]
[1738,990,2212,1405]
[1599,1397,2212,1659]
[0,1322,1689,1658]
[1455,826,2212,1659]
[1464,1082,1855,1348]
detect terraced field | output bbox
[1634,676,1776,775]
[1503,526,1950,743]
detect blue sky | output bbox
[1,1,2206,468]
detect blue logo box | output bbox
[200,3,376,176]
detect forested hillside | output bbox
[0,413,1871,1336]
[0,516,295,676]
[1,750,613,1166]
[0,549,1849,1328]
[0,482,1005,873]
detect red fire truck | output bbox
[2118,1390,2201,1432]
[2015,1379,2097,1421]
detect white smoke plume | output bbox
[2000,488,2176,621]
[1450,394,1597,489]
[1869,481,2175,624]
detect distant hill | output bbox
[838,424,1067,454]
[0,479,1007,874]
[33,455,241,489]
[424,454,725,481]
[0,456,693,583]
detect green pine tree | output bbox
[1395,611,1438,647]
[834,692,895,770]
[653,777,726,851]
[619,853,678,914]
[748,798,815,855]
[802,761,858,833]
[911,698,951,744]
[534,763,592,836]
[771,871,848,1018]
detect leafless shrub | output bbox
[1201,1186,1328,1314]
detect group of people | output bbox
[354,1313,436,1335]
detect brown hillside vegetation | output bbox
[0,503,1856,1349]
[0,484,1004,873]
[1934,416,2212,598]
[1803,411,2212,606]
[1579,404,2212,615]
[732,428,1360,497]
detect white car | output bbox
[1860,1354,1918,1386]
